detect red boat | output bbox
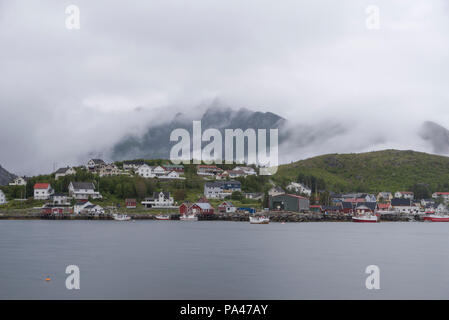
[423,214,449,222]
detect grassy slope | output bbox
[273,149,449,193]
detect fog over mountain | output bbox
[1,1,449,175]
[0,165,16,186]
[420,121,449,154]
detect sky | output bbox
[1,0,449,175]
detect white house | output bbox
[391,198,418,214]
[394,191,414,200]
[82,204,105,215]
[123,160,145,171]
[51,193,71,205]
[34,183,54,200]
[9,177,27,186]
[152,166,167,177]
[86,159,106,171]
[218,201,237,213]
[197,165,223,176]
[54,167,76,180]
[136,164,155,178]
[74,201,92,214]
[141,192,177,208]
[432,192,449,202]
[286,182,312,196]
[204,181,242,199]
[159,170,185,180]
[68,182,102,200]
[98,164,121,177]
[0,190,6,204]
[268,186,285,197]
[233,166,257,176]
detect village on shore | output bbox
[1,158,449,221]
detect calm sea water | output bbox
[1,220,449,299]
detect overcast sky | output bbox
[1,0,449,175]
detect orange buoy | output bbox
[45,277,51,282]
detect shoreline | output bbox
[0,211,423,222]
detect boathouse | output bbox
[269,194,309,212]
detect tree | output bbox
[174,189,186,202]
[134,179,147,199]
[231,191,243,201]
[410,183,431,200]
[262,191,269,208]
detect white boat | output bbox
[155,214,170,220]
[112,213,131,221]
[249,216,270,224]
[180,214,198,221]
[352,214,379,223]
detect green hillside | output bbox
[274,149,449,194]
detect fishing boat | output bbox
[423,213,449,222]
[352,214,379,223]
[352,205,380,223]
[180,214,198,221]
[155,214,170,220]
[112,213,131,221]
[249,216,270,224]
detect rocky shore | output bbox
[0,210,425,222]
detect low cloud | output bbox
[1,1,448,175]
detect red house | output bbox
[125,199,137,209]
[180,202,214,215]
[179,203,190,215]
[190,202,214,215]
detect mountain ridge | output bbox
[274,149,449,194]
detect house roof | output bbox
[55,167,71,174]
[163,164,184,168]
[70,182,95,190]
[343,198,365,203]
[434,192,449,195]
[197,165,219,169]
[34,183,50,189]
[205,181,241,188]
[152,191,170,199]
[391,198,411,206]
[195,202,213,210]
[123,160,145,165]
[52,193,67,197]
[89,159,105,165]
[342,202,354,209]
[219,201,234,207]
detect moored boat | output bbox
[423,214,449,222]
[249,216,270,224]
[352,214,379,223]
[112,213,131,221]
[155,214,170,220]
[180,214,198,221]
